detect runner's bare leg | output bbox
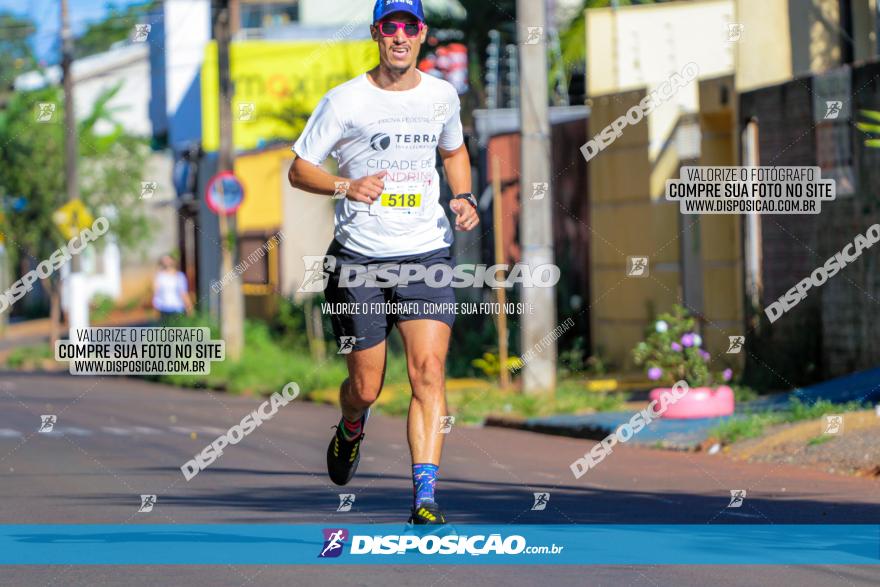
[397,319,451,464]
[340,341,387,422]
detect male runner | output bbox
[288,0,478,525]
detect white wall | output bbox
[76,47,152,137]
[587,0,735,161]
[15,44,152,137]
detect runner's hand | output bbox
[345,171,386,204]
[450,198,480,231]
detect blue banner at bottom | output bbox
[0,525,877,565]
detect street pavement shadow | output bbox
[80,466,880,525]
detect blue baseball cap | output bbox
[373,0,425,23]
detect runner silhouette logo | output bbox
[532,492,550,511]
[337,494,356,512]
[39,415,57,433]
[319,528,349,558]
[298,255,337,293]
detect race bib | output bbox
[369,181,426,217]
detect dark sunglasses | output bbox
[376,20,424,38]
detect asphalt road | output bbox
[0,371,878,586]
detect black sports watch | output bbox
[453,192,478,210]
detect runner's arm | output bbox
[287,156,348,196]
[289,95,387,202]
[440,144,478,231]
[439,144,471,196]
[287,157,385,204]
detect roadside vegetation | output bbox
[710,398,866,445]
[156,313,408,396]
[376,381,626,425]
[4,343,54,370]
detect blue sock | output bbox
[412,463,438,508]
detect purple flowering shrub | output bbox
[632,305,733,387]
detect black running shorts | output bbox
[323,240,457,352]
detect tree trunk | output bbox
[43,277,61,346]
[0,246,8,339]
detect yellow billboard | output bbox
[201,40,377,152]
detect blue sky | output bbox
[0,0,146,63]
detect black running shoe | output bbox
[326,411,368,486]
[408,501,447,525]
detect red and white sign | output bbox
[205,171,245,216]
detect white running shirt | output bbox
[292,72,464,258]
[152,271,187,313]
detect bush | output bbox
[632,305,732,388]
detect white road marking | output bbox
[2,424,240,438]
[58,427,92,436]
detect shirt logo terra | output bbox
[369,132,439,151]
[370,133,391,151]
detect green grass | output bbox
[157,314,410,396]
[90,295,115,323]
[161,319,340,395]
[710,397,866,445]
[0,315,410,400]
[731,385,759,403]
[0,332,621,422]
[807,434,834,447]
[4,343,53,370]
[376,379,626,425]
[787,397,862,421]
[710,413,780,444]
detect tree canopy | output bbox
[75,1,157,59]
[0,11,37,94]
[0,84,151,266]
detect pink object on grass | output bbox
[649,385,735,419]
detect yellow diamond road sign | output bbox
[52,199,94,240]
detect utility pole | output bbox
[60,0,78,344]
[517,0,556,394]
[214,0,244,359]
[492,156,509,390]
[61,0,78,207]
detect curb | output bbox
[484,415,611,441]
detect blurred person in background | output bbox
[288,0,478,526]
[151,255,192,323]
